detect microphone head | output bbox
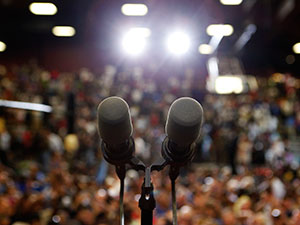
[97,96,133,146]
[166,97,203,147]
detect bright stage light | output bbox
[29,2,57,15]
[121,4,148,16]
[215,76,243,94]
[0,41,6,52]
[199,44,213,55]
[166,31,190,55]
[122,28,150,55]
[52,26,76,37]
[220,0,243,5]
[206,24,234,36]
[293,43,300,54]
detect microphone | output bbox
[162,97,203,166]
[97,96,135,165]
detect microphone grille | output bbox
[166,97,203,146]
[97,96,133,146]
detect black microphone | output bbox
[162,97,203,166]
[97,96,135,165]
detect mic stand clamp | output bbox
[128,157,168,225]
[139,167,156,225]
[103,139,187,225]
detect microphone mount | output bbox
[101,139,193,225]
[100,137,135,166]
[161,137,197,167]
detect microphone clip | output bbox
[161,137,196,167]
[100,137,135,166]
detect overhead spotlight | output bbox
[0,41,6,52]
[29,2,57,15]
[293,43,300,54]
[52,26,76,37]
[166,31,190,55]
[206,24,234,36]
[199,44,213,55]
[122,27,151,55]
[121,4,148,16]
[220,0,243,5]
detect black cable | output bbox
[171,179,178,225]
[120,178,125,225]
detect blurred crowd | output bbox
[0,62,300,225]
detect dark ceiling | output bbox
[0,0,299,75]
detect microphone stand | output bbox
[128,157,179,225]
[139,167,155,225]
[101,138,192,225]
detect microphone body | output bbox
[162,97,203,166]
[97,96,135,165]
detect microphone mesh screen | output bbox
[97,96,133,146]
[166,97,203,147]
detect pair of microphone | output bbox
[97,96,203,167]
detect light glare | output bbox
[220,0,243,5]
[167,31,190,55]
[0,100,52,113]
[128,27,151,37]
[215,76,243,94]
[52,26,76,37]
[121,4,148,16]
[293,43,300,54]
[0,41,6,52]
[29,2,57,15]
[199,44,213,55]
[122,28,150,55]
[207,24,234,36]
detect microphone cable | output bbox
[120,178,125,225]
[171,179,178,225]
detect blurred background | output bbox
[0,0,300,224]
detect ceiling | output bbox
[0,0,299,75]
